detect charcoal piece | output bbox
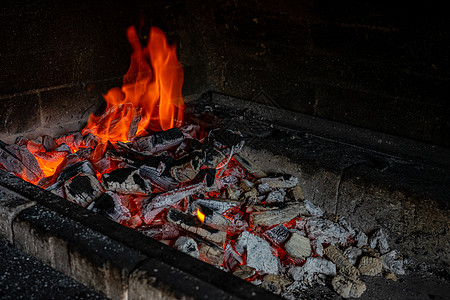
[289,257,336,281]
[306,218,352,246]
[75,147,93,159]
[134,127,184,155]
[381,250,405,275]
[148,175,178,191]
[174,236,200,259]
[369,228,390,255]
[34,149,69,165]
[138,157,169,179]
[43,135,57,151]
[261,274,293,296]
[0,144,43,183]
[198,242,224,266]
[6,144,45,178]
[127,107,142,141]
[198,168,217,189]
[92,192,116,215]
[138,222,181,240]
[166,208,226,247]
[191,198,241,215]
[197,204,229,232]
[203,146,226,169]
[265,190,286,204]
[209,128,245,154]
[175,138,204,158]
[63,173,105,208]
[181,124,201,139]
[264,224,291,246]
[140,182,205,224]
[287,185,305,201]
[233,265,256,280]
[54,143,71,153]
[235,230,281,275]
[324,245,360,280]
[233,153,266,178]
[55,131,83,150]
[249,202,307,227]
[223,242,245,271]
[170,150,205,182]
[102,168,152,195]
[56,160,96,183]
[105,151,140,167]
[83,133,100,149]
[331,275,366,298]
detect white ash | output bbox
[338,216,356,237]
[311,239,324,257]
[369,228,390,254]
[257,175,298,189]
[289,257,336,282]
[381,250,405,275]
[306,218,353,246]
[174,236,200,259]
[303,199,323,217]
[285,232,312,260]
[265,190,286,204]
[344,247,362,266]
[355,231,369,248]
[236,231,281,275]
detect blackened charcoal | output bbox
[148,175,178,191]
[170,150,205,182]
[203,146,226,168]
[75,147,93,159]
[209,129,245,154]
[83,133,100,149]
[264,224,291,246]
[102,168,152,195]
[167,208,227,247]
[64,173,105,208]
[127,107,142,141]
[55,131,83,149]
[197,168,217,189]
[54,143,71,153]
[56,160,96,183]
[134,127,184,155]
[92,192,115,215]
[43,135,57,151]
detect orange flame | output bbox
[197,209,205,223]
[82,26,185,144]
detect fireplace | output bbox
[1,1,449,299]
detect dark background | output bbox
[1,0,449,147]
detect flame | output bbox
[197,209,205,223]
[82,26,184,143]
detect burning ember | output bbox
[0,26,405,299]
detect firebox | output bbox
[1,1,449,300]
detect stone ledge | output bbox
[0,170,281,300]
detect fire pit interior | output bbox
[1,1,449,299]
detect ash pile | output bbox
[1,124,405,299]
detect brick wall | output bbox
[1,0,449,147]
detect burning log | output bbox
[166,208,227,247]
[196,205,229,232]
[134,127,184,155]
[249,202,307,227]
[127,107,142,141]
[102,168,152,195]
[140,182,205,224]
[63,173,105,208]
[191,198,241,215]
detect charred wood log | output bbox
[249,202,307,227]
[101,168,152,195]
[139,182,206,224]
[63,173,105,208]
[166,208,226,247]
[134,127,184,155]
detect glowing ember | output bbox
[197,208,205,223]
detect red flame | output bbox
[82,26,185,144]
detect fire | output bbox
[82,26,185,143]
[197,208,205,223]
